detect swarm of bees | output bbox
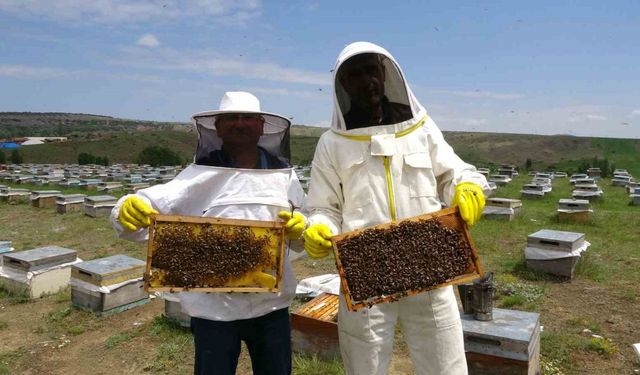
[150,222,276,288]
[336,218,472,302]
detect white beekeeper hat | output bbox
[191,91,292,165]
[191,91,290,133]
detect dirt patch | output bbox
[540,279,640,374]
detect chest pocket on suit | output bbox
[340,153,372,209]
[403,152,437,198]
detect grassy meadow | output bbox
[0,173,639,374]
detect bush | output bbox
[136,146,182,167]
[78,152,109,166]
[10,149,23,164]
[0,149,5,164]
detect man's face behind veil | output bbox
[215,114,264,148]
[339,53,386,111]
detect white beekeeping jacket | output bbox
[110,107,304,321]
[306,41,489,234]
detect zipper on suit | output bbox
[383,156,397,222]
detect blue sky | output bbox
[1,0,639,138]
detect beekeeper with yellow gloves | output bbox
[111,91,304,375]
[303,42,489,375]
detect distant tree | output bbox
[136,146,182,167]
[10,149,23,164]
[95,156,110,166]
[78,152,109,166]
[78,152,95,165]
[577,159,590,173]
[525,158,532,171]
[0,149,5,164]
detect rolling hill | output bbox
[2,112,639,175]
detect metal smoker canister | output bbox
[472,272,494,321]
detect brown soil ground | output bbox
[1,220,639,374]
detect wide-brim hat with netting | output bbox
[191,91,291,165]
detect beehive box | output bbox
[56,194,88,214]
[162,293,191,327]
[125,183,150,194]
[331,207,484,312]
[0,240,14,267]
[31,190,62,208]
[558,198,592,222]
[291,293,340,360]
[484,198,522,221]
[487,198,522,210]
[462,308,541,375]
[84,195,117,218]
[0,188,30,203]
[98,182,123,193]
[0,246,77,298]
[71,255,148,314]
[520,184,545,198]
[525,230,585,278]
[145,214,285,293]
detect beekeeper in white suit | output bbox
[303,42,489,374]
[110,91,305,375]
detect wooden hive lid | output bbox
[72,254,146,286]
[461,308,540,361]
[3,246,77,271]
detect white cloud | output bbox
[432,115,487,130]
[0,64,68,79]
[568,113,607,122]
[586,114,606,121]
[629,109,640,118]
[428,89,523,100]
[0,0,261,24]
[245,86,325,98]
[110,46,331,86]
[0,63,161,82]
[137,34,160,48]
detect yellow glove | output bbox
[277,211,305,240]
[118,196,158,232]
[303,223,333,259]
[452,182,485,227]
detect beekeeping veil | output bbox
[332,41,427,132]
[192,91,291,167]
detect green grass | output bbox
[586,337,619,357]
[566,317,601,333]
[473,175,640,288]
[53,287,71,303]
[293,354,344,375]
[1,163,639,374]
[0,349,26,375]
[0,285,31,304]
[0,321,7,330]
[472,175,640,373]
[142,315,193,372]
[104,331,137,349]
[2,181,126,199]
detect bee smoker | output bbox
[457,283,475,314]
[471,272,494,321]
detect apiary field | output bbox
[0,176,639,374]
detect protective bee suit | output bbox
[110,101,304,322]
[306,42,489,374]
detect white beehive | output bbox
[0,246,78,298]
